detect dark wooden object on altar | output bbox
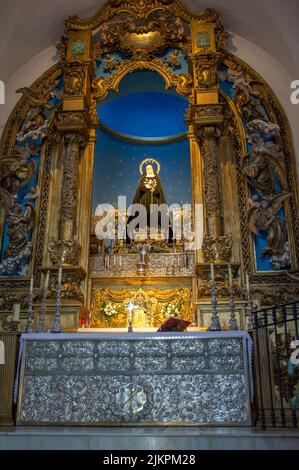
[157,317,191,332]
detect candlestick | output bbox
[51,268,62,333]
[26,278,34,334]
[228,279,239,331]
[127,301,135,333]
[30,276,34,294]
[228,264,233,286]
[210,263,215,281]
[246,272,250,293]
[209,275,222,331]
[37,270,50,333]
[13,303,20,321]
[44,270,50,291]
[58,267,62,285]
[245,273,253,330]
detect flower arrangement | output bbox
[100,301,120,324]
[161,302,181,318]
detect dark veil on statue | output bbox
[132,159,167,210]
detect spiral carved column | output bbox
[60,133,86,241]
[197,126,223,238]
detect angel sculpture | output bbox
[163,49,182,70]
[235,81,269,122]
[16,82,59,141]
[247,119,280,137]
[4,203,35,259]
[24,185,40,201]
[247,193,292,257]
[218,64,249,97]
[242,139,287,196]
[0,158,36,210]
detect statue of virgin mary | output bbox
[132,159,166,214]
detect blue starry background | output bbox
[93,70,192,209]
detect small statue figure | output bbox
[242,137,287,196]
[4,203,34,258]
[175,17,185,40]
[247,193,292,257]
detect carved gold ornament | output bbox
[91,287,192,328]
[92,58,193,100]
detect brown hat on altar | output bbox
[157,317,191,332]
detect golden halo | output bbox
[139,158,161,175]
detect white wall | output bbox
[0,45,57,135]
[0,34,298,178]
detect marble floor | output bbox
[0,426,299,450]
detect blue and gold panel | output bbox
[219,63,291,272]
[93,70,191,210]
[0,77,63,277]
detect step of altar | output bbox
[0,427,298,450]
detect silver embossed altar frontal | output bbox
[17,332,252,426]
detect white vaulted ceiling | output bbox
[0,0,298,82]
[0,0,298,173]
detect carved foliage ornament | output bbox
[197,126,222,218]
[64,62,85,96]
[193,53,219,89]
[48,239,81,267]
[60,134,86,222]
[64,2,222,30]
[92,58,193,101]
[202,235,232,263]
[91,287,192,327]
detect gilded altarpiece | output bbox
[0,0,298,331]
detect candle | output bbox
[246,272,250,294]
[44,270,50,291]
[119,256,122,268]
[210,263,215,281]
[228,265,233,286]
[30,276,34,294]
[58,267,62,285]
[13,303,20,321]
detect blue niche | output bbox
[97,70,188,140]
[93,70,191,211]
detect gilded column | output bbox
[60,133,86,241]
[188,16,231,263]
[188,14,239,305]
[42,28,93,314]
[197,125,223,237]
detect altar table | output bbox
[16,332,252,426]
